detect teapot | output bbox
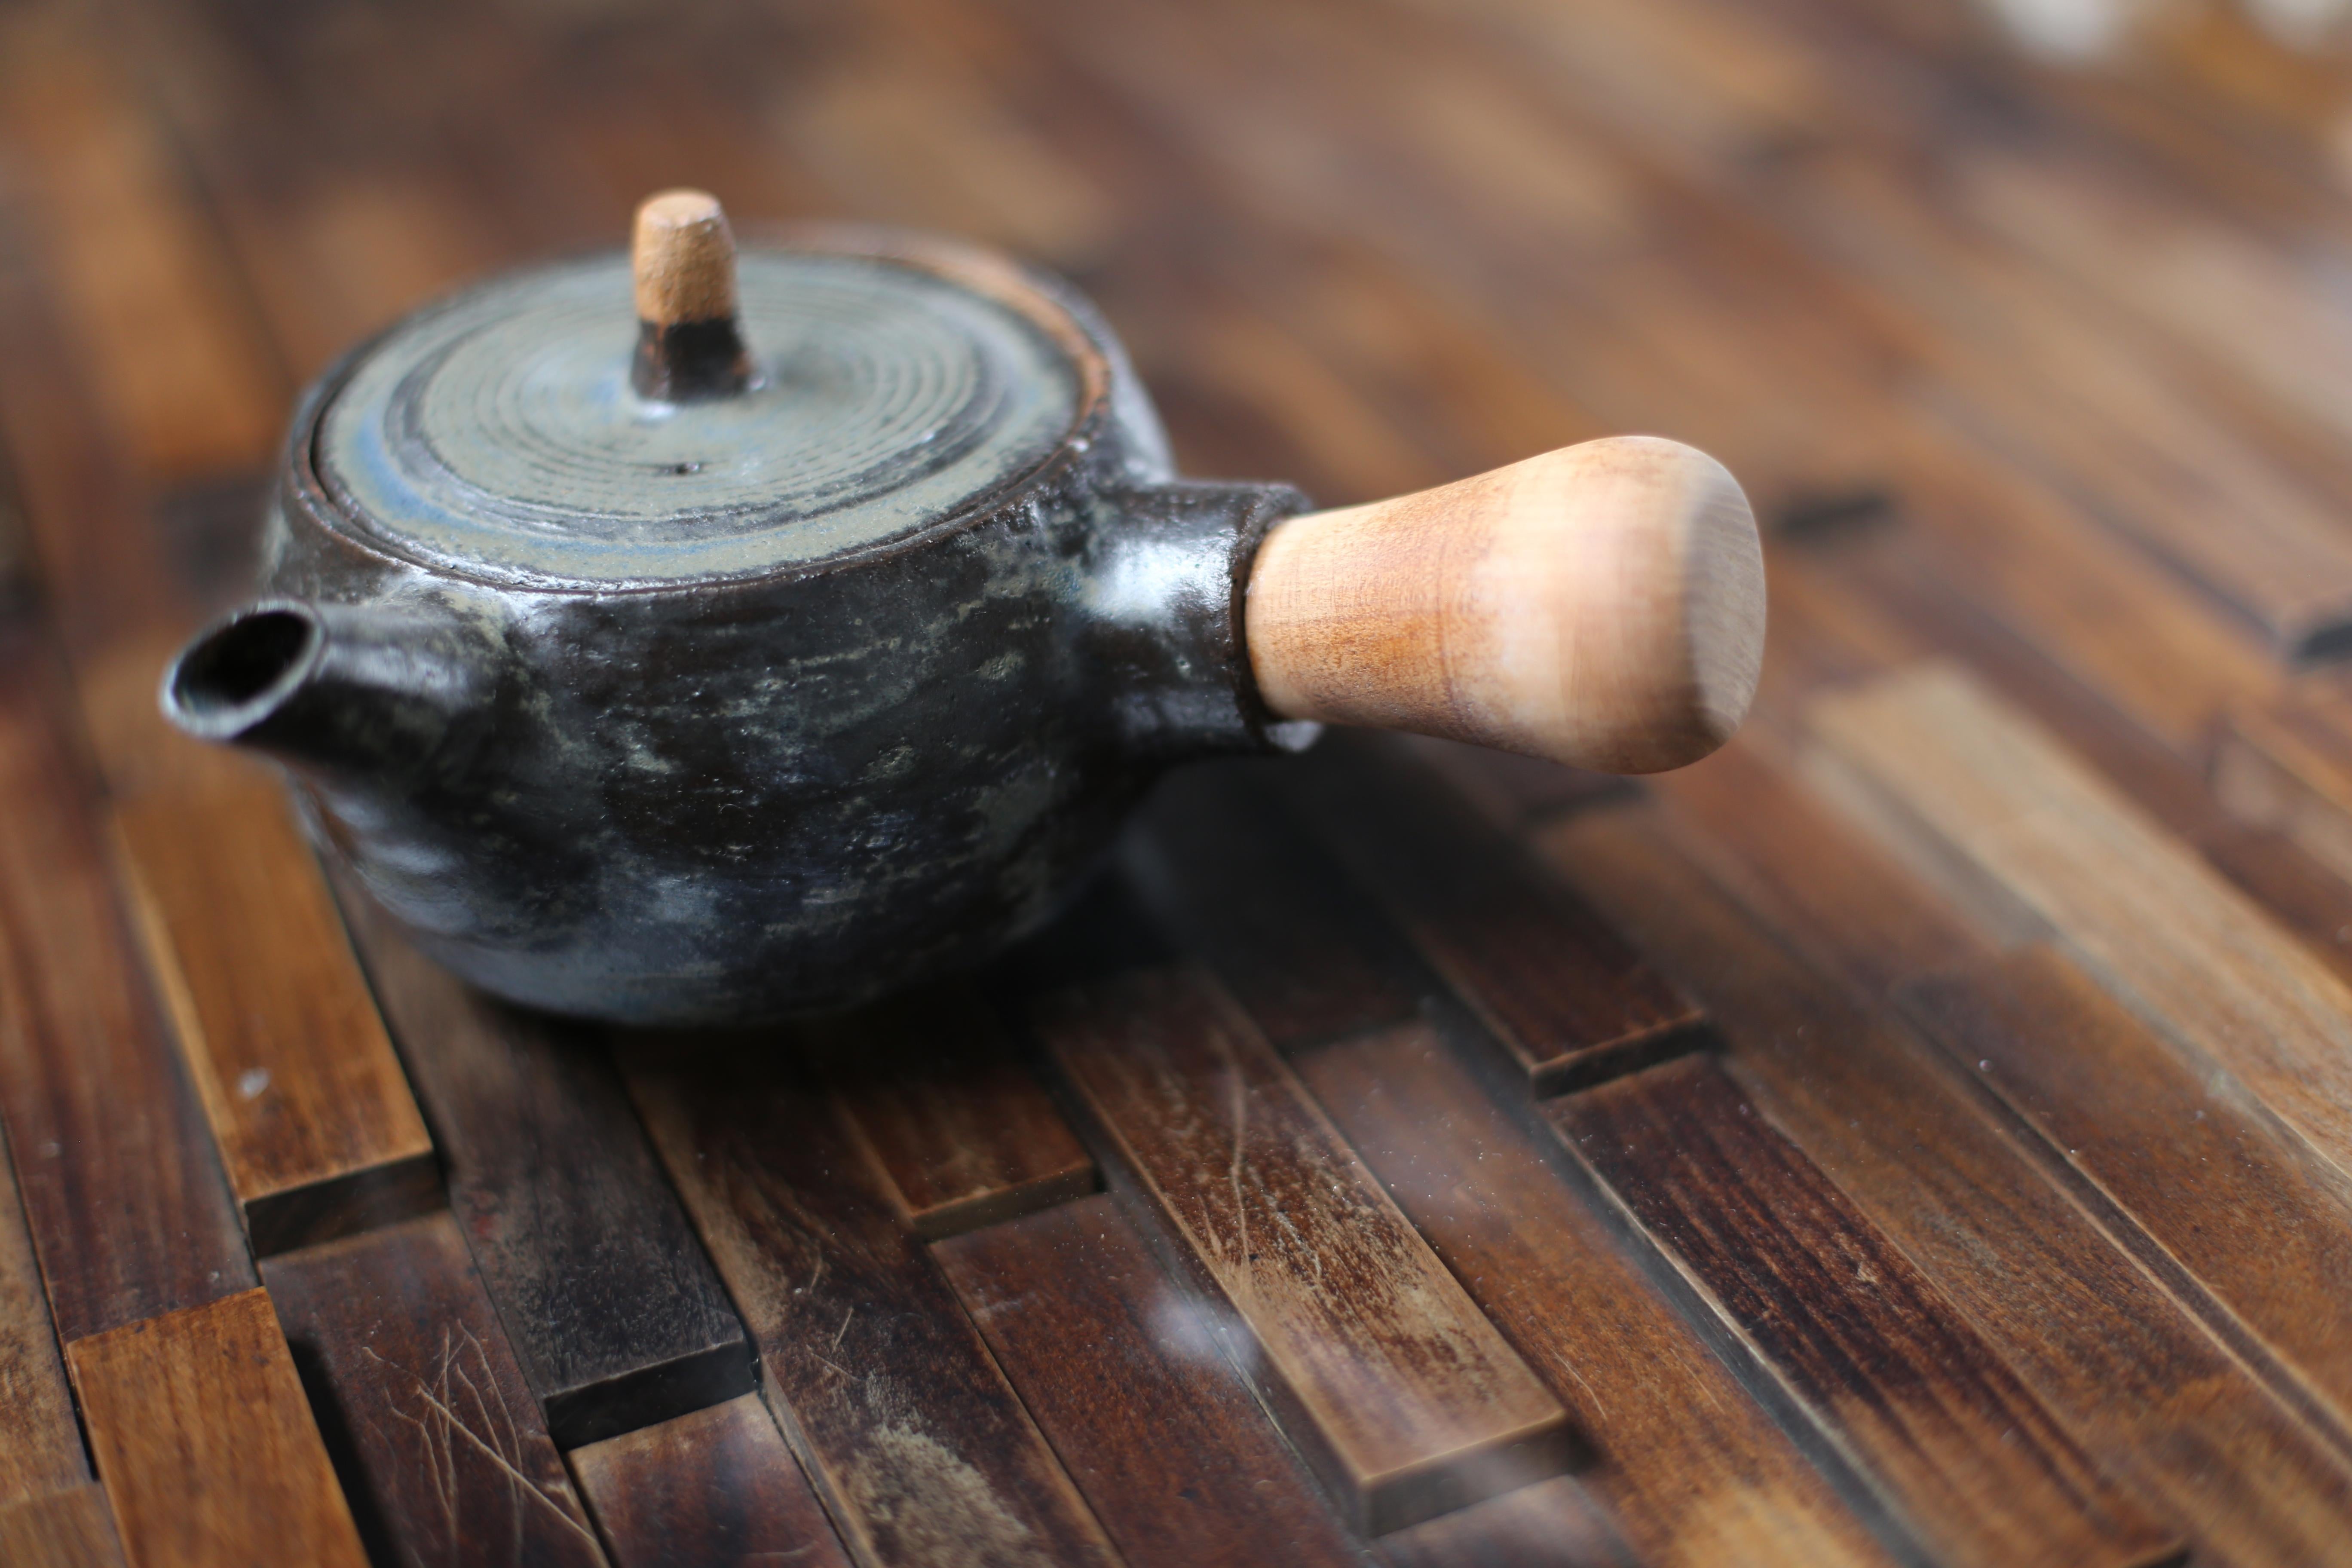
[161,192,1764,1024]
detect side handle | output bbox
[1242,435,1765,774]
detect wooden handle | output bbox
[1243,436,1764,774]
[630,189,751,400]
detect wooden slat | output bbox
[1553,1052,2179,1568]
[262,1214,609,1568]
[0,1121,83,1506]
[935,1192,1363,1568]
[1124,763,1421,1051]
[1874,444,2280,759]
[68,1287,369,1568]
[1807,662,2352,1188]
[1039,965,1576,1536]
[1279,735,1703,1092]
[805,988,1096,1242]
[338,888,753,1448]
[0,628,254,1343]
[1905,945,2352,1430]
[0,5,284,486]
[1798,529,2249,837]
[1294,1023,1896,1568]
[619,1039,1124,1568]
[2198,826,2352,983]
[0,1484,128,1568]
[2214,694,2352,888]
[568,1395,852,1568]
[113,782,438,1256]
[1645,739,1985,998]
[1375,1477,1637,1568]
[1546,801,2352,1566]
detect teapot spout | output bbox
[162,598,496,779]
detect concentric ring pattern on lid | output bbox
[315,249,1084,586]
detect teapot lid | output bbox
[309,195,1099,589]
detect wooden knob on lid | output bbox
[1244,436,1765,773]
[630,189,752,400]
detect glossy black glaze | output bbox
[164,239,1313,1023]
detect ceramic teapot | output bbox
[160,192,1764,1024]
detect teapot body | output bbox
[239,261,1308,1023]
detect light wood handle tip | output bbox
[1244,435,1765,773]
[632,188,738,327]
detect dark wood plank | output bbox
[1905,945,2352,1432]
[0,1120,84,1506]
[262,1213,608,1568]
[113,782,441,1257]
[567,1395,852,1568]
[619,1038,1124,1568]
[935,1192,1363,1568]
[0,626,254,1344]
[1039,965,1575,1536]
[0,1484,128,1568]
[1124,763,1421,1050]
[1553,1053,2179,1568]
[1546,802,2352,1567]
[1278,735,1703,1093]
[1294,1022,1897,1568]
[337,887,754,1449]
[67,1287,370,1568]
[803,988,1096,1242]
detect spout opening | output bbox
[163,603,323,740]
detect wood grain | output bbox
[568,1395,852,1568]
[1039,965,1576,1535]
[68,1287,370,1568]
[1280,734,1704,1091]
[804,987,1097,1242]
[0,1484,128,1568]
[1294,1023,1896,1568]
[262,1214,608,1568]
[113,779,438,1256]
[937,1192,1363,1567]
[1554,1053,2180,1568]
[1245,435,1764,772]
[1807,662,2352,1190]
[338,887,753,1448]
[1546,803,2352,1567]
[0,1121,84,1507]
[1906,945,2352,1433]
[619,1038,1124,1568]
[0,627,253,1343]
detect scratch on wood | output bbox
[358,1332,602,1555]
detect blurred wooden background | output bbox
[8,0,2352,1565]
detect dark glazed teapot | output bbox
[161,192,1765,1024]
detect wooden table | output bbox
[4,0,2352,1563]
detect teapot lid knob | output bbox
[630,189,751,401]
